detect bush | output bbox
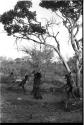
[0,75,10,84]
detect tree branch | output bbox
[78,38,82,43]
[14,18,30,27]
[54,32,60,51]
[13,34,28,40]
[74,12,82,27]
[75,39,80,50]
[55,12,65,21]
[55,12,72,34]
[74,24,80,38]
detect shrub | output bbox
[0,75,11,84]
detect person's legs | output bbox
[33,87,42,99]
[71,87,80,105]
[33,87,38,98]
[37,87,42,99]
[65,88,71,110]
[22,85,26,94]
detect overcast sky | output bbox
[0,0,82,61]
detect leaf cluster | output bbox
[40,0,83,20]
[0,1,46,36]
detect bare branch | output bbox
[43,19,60,52]
[54,32,60,51]
[51,26,55,36]
[55,12,72,34]
[75,39,80,50]
[79,64,82,72]
[21,46,32,56]
[78,38,83,43]
[74,12,82,27]
[55,32,59,38]
[77,38,83,50]
[61,13,72,26]
[74,24,80,37]
[21,47,30,54]
[38,35,43,43]
[13,34,28,40]
[55,12,65,21]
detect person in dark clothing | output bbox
[9,72,15,83]
[10,72,13,76]
[32,71,42,99]
[18,75,29,93]
[65,72,75,99]
[64,72,81,109]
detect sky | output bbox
[0,0,82,61]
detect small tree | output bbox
[21,45,54,79]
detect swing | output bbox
[7,78,22,89]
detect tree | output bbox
[0,1,46,42]
[21,45,54,79]
[0,58,14,74]
[0,1,53,98]
[0,1,71,74]
[0,0,82,96]
[67,55,83,86]
[40,0,83,95]
[0,0,71,74]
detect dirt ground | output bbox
[0,83,83,123]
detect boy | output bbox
[18,74,29,93]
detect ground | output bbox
[0,83,83,123]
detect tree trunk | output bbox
[76,58,81,87]
[75,57,82,97]
[31,72,42,99]
[56,50,71,73]
[55,49,77,88]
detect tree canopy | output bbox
[40,0,82,61]
[0,0,82,75]
[0,1,46,36]
[40,0,82,21]
[40,0,83,89]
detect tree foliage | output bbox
[40,0,82,50]
[40,0,83,89]
[67,55,82,74]
[40,0,82,21]
[21,46,54,71]
[0,1,46,36]
[0,0,71,75]
[0,0,82,86]
[40,0,83,62]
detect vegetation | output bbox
[0,56,64,82]
[40,0,82,95]
[0,0,83,122]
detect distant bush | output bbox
[0,75,10,83]
[0,74,15,84]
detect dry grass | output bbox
[0,83,83,123]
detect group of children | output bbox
[9,70,42,99]
[9,71,81,103]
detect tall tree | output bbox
[0,0,71,75]
[0,1,46,42]
[0,0,82,95]
[40,0,83,91]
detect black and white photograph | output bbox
[0,0,83,123]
